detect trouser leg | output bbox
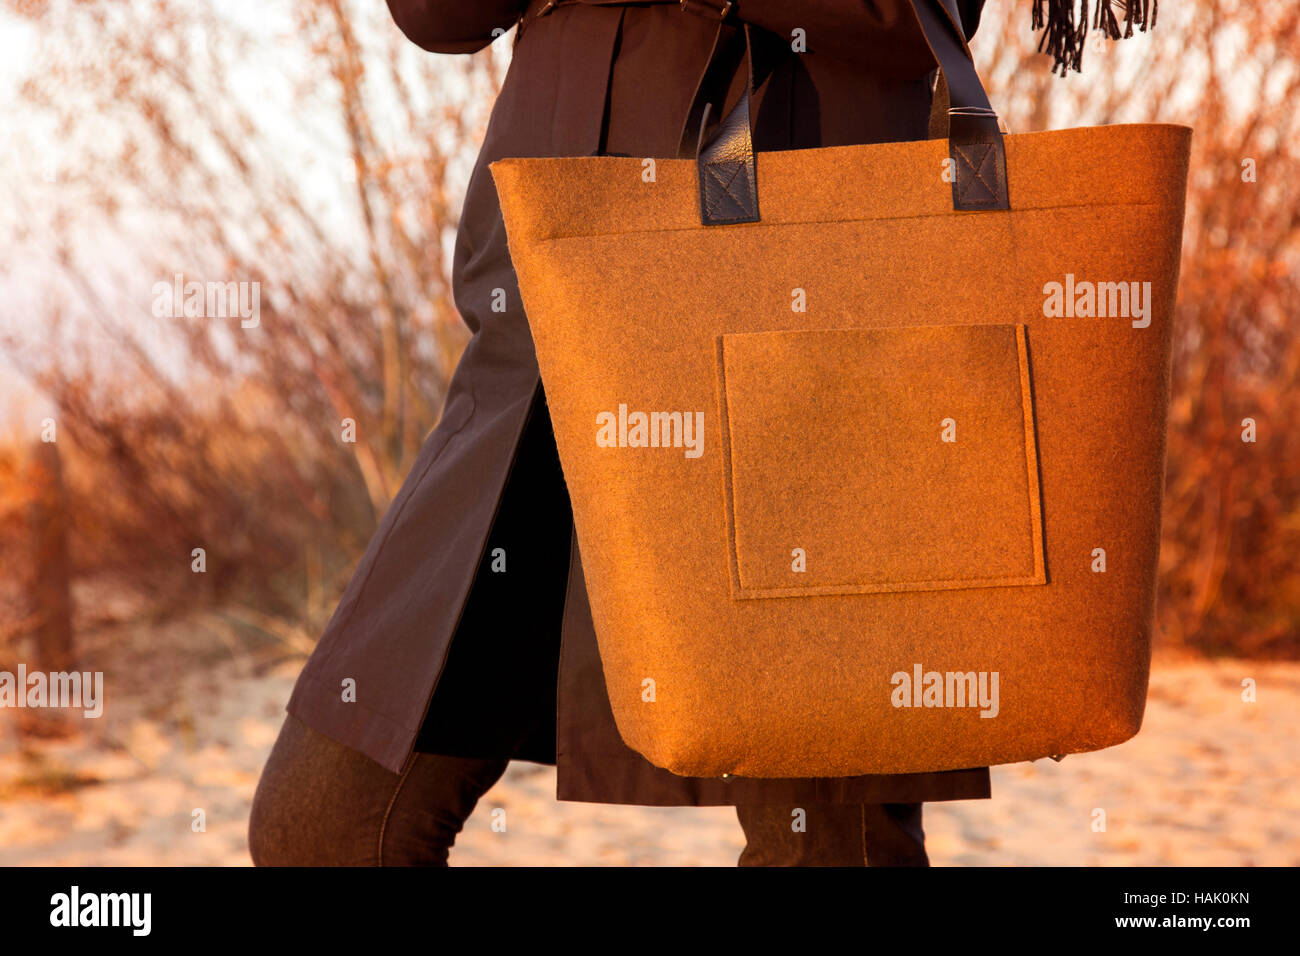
[734,802,930,867]
[248,712,509,866]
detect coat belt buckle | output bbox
[680,0,735,20]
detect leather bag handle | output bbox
[678,0,1010,225]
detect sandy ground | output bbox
[1,620,1296,866]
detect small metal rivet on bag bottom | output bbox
[721,773,733,781]
[1049,754,1066,762]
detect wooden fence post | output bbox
[28,439,74,672]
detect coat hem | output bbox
[554,747,993,806]
[286,668,420,775]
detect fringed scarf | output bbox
[1033,0,1158,76]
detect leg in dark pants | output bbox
[249,713,508,866]
[250,715,932,866]
[735,802,930,866]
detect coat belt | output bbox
[528,0,734,16]
[522,0,737,31]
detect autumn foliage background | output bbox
[0,0,1297,687]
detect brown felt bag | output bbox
[490,0,1191,778]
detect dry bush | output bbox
[976,0,1300,656]
[1,0,505,636]
[2,1,1297,657]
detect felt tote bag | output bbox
[489,0,1191,778]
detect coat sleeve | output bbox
[385,0,528,54]
[733,0,987,78]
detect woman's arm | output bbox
[385,0,528,54]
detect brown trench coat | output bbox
[286,0,994,805]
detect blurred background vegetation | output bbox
[0,0,1296,671]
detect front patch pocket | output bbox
[717,323,1046,598]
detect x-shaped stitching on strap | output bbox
[954,142,999,204]
[704,160,754,221]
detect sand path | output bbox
[1,645,1294,866]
